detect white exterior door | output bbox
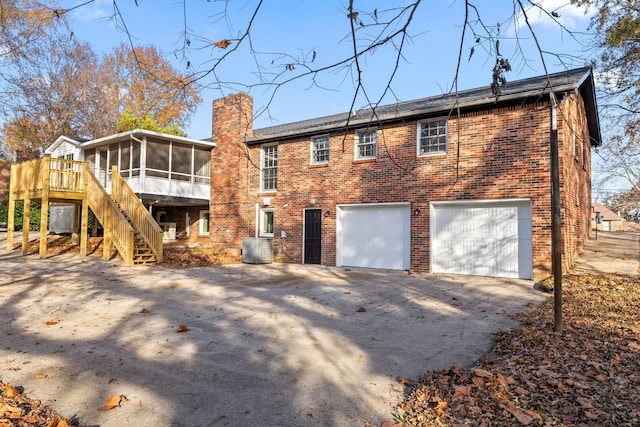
[431,200,533,279]
[337,203,410,270]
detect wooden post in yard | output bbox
[39,157,50,259]
[6,164,16,251]
[21,194,30,255]
[80,166,89,256]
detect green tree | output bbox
[117,109,187,137]
[0,200,42,231]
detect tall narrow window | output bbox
[355,130,377,160]
[261,144,278,191]
[418,119,448,155]
[311,136,330,164]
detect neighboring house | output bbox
[209,67,601,281]
[45,129,215,241]
[0,152,11,203]
[591,202,625,232]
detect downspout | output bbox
[255,203,260,238]
[550,92,563,332]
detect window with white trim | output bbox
[260,209,274,237]
[261,144,278,191]
[199,210,210,236]
[418,119,447,155]
[355,129,377,160]
[311,136,330,164]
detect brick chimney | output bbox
[209,93,255,249]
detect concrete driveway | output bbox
[0,234,549,426]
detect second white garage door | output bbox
[337,203,410,270]
[431,200,533,279]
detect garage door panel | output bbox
[431,201,532,279]
[337,204,410,270]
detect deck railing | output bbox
[85,169,135,265]
[49,157,85,192]
[10,157,87,195]
[8,157,160,265]
[110,166,163,263]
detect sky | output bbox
[60,0,596,140]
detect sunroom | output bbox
[81,129,214,202]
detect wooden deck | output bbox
[6,157,163,265]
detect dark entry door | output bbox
[304,209,322,264]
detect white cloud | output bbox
[69,0,111,21]
[516,0,593,30]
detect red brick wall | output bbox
[0,160,9,202]
[557,92,593,272]
[210,94,594,281]
[210,93,255,253]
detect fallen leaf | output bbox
[584,410,600,420]
[356,307,367,313]
[503,401,536,425]
[176,324,190,333]
[471,376,485,387]
[49,419,70,427]
[399,377,414,386]
[577,396,593,409]
[34,373,47,379]
[139,308,150,314]
[3,384,20,398]
[45,318,60,325]
[98,394,128,411]
[527,302,537,309]
[0,403,23,418]
[435,400,448,415]
[453,385,471,398]
[474,368,493,378]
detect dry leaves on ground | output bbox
[14,235,242,268]
[161,244,241,268]
[1,382,72,426]
[389,272,640,426]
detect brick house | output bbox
[0,152,11,203]
[211,67,600,281]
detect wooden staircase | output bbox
[6,157,163,265]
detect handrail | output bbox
[85,169,135,265]
[110,166,163,263]
[48,157,85,192]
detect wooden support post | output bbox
[103,197,111,260]
[38,158,50,259]
[71,203,80,245]
[21,196,30,255]
[6,197,15,250]
[80,169,89,257]
[6,164,16,251]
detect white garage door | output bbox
[337,203,410,270]
[431,200,533,279]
